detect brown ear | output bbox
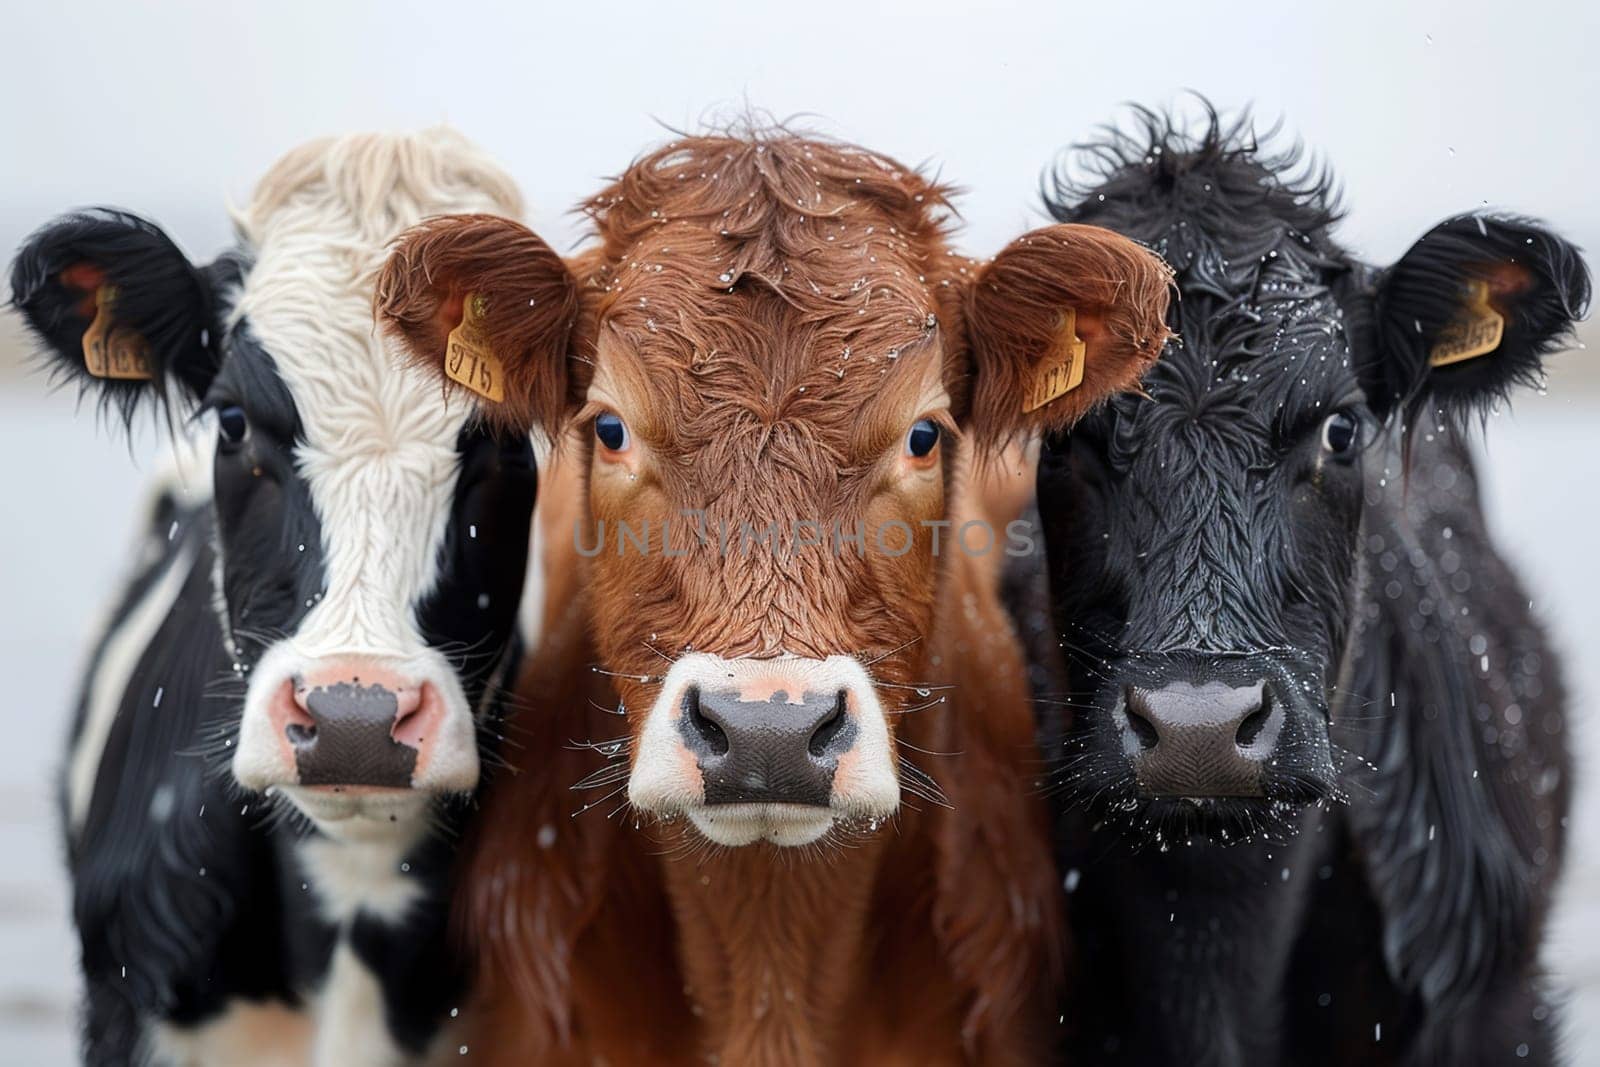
[966,223,1173,447]
[375,213,579,436]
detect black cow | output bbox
[1020,107,1589,1065]
[10,129,576,1064]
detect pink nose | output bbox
[269,661,444,788]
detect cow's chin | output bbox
[276,784,435,841]
[1074,774,1335,848]
[683,802,851,847]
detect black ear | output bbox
[9,209,222,428]
[1368,214,1590,423]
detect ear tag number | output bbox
[82,286,153,380]
[1430,279,1505,368]
[1023,307,1087,413]
[105,328,152,380]
[445,293,506,403]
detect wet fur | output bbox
[381,128,1171,1064]
[1030,103,1586,1065]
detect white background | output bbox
[0,0,1595,1061]
[1,0,1596,273]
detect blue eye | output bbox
[217,405,249,444]
[905,418,940,459]
[594,412,630,452]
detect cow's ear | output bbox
[1367,214,1590,422]
[965,223,1172,449]
[376,214,578,439]
[9,210,220,427]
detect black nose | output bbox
[290,681,417,788]
[1119,680,1281,797]
[679,686,856,806]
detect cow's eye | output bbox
[905,419,941,459]
[1320,411,1359,457]
[594,412,630,452]
[217,405,249,445]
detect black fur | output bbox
[1373,214,1590,427]
[1028,102,1586,1065]
[1320,435,1569,1063]
[17,210,539,1062]
[64,488,516,1064]
[8,209,222,427]
[66,498,286,1064]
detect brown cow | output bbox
[376,130,1171,1065]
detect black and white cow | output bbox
[10,129,577,1064]
[1017,106,1590,1065]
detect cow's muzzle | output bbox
[679,685,856,806]
[282,674,433,788]
[1090,652,1336,814]
[1120,679,1282,797]
[628,653,899,847]
[234,649,481,807]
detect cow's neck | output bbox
[1064,809,1326,1064]
[662,836,888,1066]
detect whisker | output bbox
[570,762,632,791]
[885,695,947,716]
[570,783,627,819]
[861,636,923,669]
[591,666,663,683]
[897,757,952,808]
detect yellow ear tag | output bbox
[82,286,153,380]
[1430,279,1505,368]
[444,293,506,403]
[105,327,153,380]
[1023,307,1087,413]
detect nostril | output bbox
[683,687,729,756]
[1123,687,1160,751]
[1235,692,1273,749]
[391,684,432,749]
[1125,708,1160,751]
[393,707,419,737]
[808,691,849,758]
[280,678,317,748]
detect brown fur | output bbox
[451,590,691,1065]
[377,130,1172,1064]
[375,213,578,437]
[968,224,1174,443]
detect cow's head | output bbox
[10,130,575,838]
[1036,109,1589,840]
[379,132,1171,848]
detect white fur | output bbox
[688,803,840,848]
[294,827,427,926]
[514,433,554,651]
[221,130,524,825]
[67,540,195,837]
[67,425,214,840]
[311,943,409,1067]
[149,998,312,1066]
[232,642,479,796]
[628,652,900,847]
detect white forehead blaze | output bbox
[222,132,527,812]
[247,295,470,659]
[227,130,521,659]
